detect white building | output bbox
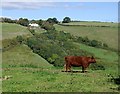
[29,23,39,27]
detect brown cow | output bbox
[64,56,96,73]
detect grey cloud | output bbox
[1,2,97,10]
[1,2,56,10]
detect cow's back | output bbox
[65,56,84,66]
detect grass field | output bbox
[61,21,118,27]
[2,44,118,92]
[2,23,32,40]
[54,23,118,50]
[2,22,119,92]
[34,27,47,34]
[74,43,118,70]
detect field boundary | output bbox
[58,23,114,28]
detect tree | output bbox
[2,17,13,23]
[47,17,58,24]
[17,18,29,26]
[62,17,71,23]
[30,19,36,23]
[47,18,53,23]
[52,18,59,24]
[37,19,43,26]
[41,21,55,30]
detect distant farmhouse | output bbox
[29,23,39,27]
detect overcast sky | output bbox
[1,2,118,22]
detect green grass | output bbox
[2,44,118,92]
[61,21,118,27]
[2,44,53,68]
[2,23,32,40]
[54,24,118,50]
[74,42,118,70]
[34,27,47,34]
[2,22,119,92]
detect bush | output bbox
[89,40,99,47]
[26,30,93,67]
[103,43,108,48]
[90,63,105,70]
[17,18,29,26]
[109,75,120,85]
[16,35,24,44]
[41,21,55,30]
[75,36,110,50]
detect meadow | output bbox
[2,22,119,92]
[2,44,118,92]
[2,23,31,40]
[54,22,118,50]
[61,21,118,27]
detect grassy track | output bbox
[2,23,31,40]
[55,24,118,50]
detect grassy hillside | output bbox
[2,23,31,40]
[74,43,118,70]
[61,21,118,27]
[54,23,118,50]
[2,44,53,68]
[2,22,119,92]
[2,44,119,92]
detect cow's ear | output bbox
[91,56,94,59]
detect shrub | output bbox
[41,21,55,30]
[90,63,105,70]
[26,31,93,67]
[77,37,83,42]
[75,36,109,49]
[16,35,24,44]
[108,75,120,91]
[89,40,99,47]
[103,43,108,48]
[109,75,120,85]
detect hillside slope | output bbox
[2,23,119,92]
[54,23,118,50]
[2,44,119,92]
[2,44,53,68]
[60,21,118,27]
[2,23,31,40]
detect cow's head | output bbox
[89,56,96,63]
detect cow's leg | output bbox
[64,64,68,72]
[82,66,86,73]
[65,64,69,72]
[64,64,66,71]
[68,65,72,72]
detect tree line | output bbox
[1,17,71,26]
